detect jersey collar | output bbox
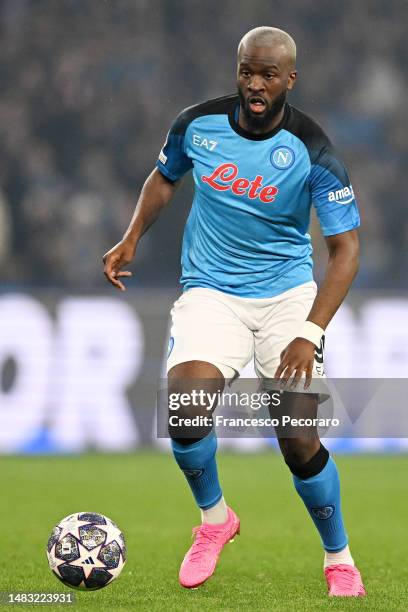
[228,101,290,141]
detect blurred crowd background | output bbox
[1,0,406,289]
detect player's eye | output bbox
[265,73,277,80]
[240,70,251,78]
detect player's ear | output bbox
[287,70,297,91]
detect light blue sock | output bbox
[293,457,348,552]
[171,432,222,510]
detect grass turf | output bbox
[1,452,407,611]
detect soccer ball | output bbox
[47,512,126,590]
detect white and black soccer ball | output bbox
[47,512,126,590]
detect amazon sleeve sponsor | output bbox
[309,145,360,236]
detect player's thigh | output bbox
[167,287,254,380]
[254,281,324,379]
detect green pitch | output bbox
[1,452,407,611]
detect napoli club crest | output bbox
[270,146,295,169]
[311,505,335,520]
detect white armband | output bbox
[298,321,324,348]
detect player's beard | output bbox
[238,89,287,132]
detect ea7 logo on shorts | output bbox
[311,505,334,520]
[202,163,279,203]
[270,146,295,169]
[328,185,354,204]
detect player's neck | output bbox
[238,106,285,135]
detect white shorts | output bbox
[167,281,325,383]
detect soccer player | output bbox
[103,27,366,597]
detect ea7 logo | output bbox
[192,134,218,151]
[328,185,354,204]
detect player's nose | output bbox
[248,75,265,92]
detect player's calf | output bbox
[168,360,240,587]
[168,362,225,514]
[281,437,366,596]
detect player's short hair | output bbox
[238,26,296,67]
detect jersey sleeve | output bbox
[309,140,360,237]
[156,111,193,182]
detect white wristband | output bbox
[298,321,324,348]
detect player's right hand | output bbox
[103,240,135,291]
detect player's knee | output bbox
[168,380,218,446]
[168,402,213,444]
[279,437,313,466]
[168,360,225,380]
[167,363,223,443]
[280,438,328,478]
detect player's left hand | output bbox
[274,337,316,390]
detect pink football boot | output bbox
[325,564,366,597]
[179,507,240,588]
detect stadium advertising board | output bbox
[0,290,407,453]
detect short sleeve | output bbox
[156,111,193,182]
[309,143,360,236]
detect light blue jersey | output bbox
[157,94,360,298]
